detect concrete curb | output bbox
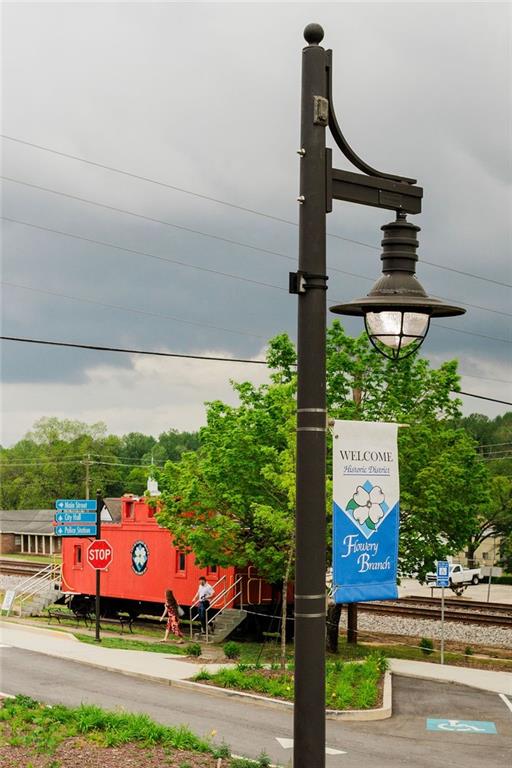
[165,670,392,721]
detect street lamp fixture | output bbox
[291,22,466,768]
[330,212,465,360]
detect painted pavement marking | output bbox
[499,693,512,714]
[276,737,346,755]
[426,719,497,734]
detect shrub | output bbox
[465,646,474,656]
[419,638,434,656]
[185,643,201,657]
[223,641,241,660]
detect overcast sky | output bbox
[1,1,511,446]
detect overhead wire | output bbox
[1,280,267,340]
[2,176,511,317]
[2,134,511,289]
[2,216,511,346]
[2,335,512,406]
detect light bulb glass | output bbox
[366,311,429,349]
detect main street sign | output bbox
[55,499,97,511]
[55,525,97,537]
[54,511,97,524]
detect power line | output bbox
[430,323,511,345]
[0,335,270,365]
[2,334,512,406]
[2,175,298,265]
[1,280,266,340]
[3,216,511,346]
[459,373,512,385]
[1,216,286,293]
[3,176,512,318]
[3,134,511,289]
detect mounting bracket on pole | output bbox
[325,50,423,214]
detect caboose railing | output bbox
[189,575,243,642]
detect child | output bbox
[159,589,184,642]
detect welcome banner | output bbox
[332,420,399,603]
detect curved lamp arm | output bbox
[326,50,417,185]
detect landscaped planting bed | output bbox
[0,696,271,768]
[193,653,387,710]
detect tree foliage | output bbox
[0,418,199,508]
[156,322,491,584]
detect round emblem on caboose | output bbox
[131,541,149,575]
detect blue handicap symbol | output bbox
[427,719,497,734]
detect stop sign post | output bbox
[87,539,113,571]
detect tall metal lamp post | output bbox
[291,23,465,768]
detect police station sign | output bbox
[332,420,400,603]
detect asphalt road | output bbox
[0,647,511,767]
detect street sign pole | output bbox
[440,586,445,665]
[95,490,103,643]
[436,560,449,665]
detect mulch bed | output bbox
[0,739,233,767]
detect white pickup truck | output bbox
[426,563,482,588]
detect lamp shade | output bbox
[330,213,465,360]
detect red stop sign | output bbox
[87,539,113,570]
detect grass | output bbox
[75,634,188,654]
[194,653,387,710]
[0,694,214,754]
[0,695,274,766]
[0,552,62,563]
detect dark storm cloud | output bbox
[1,2,511,438]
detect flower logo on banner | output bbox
[345,480,389,538]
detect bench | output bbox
[99,612,134,634]
[47,608,92,629]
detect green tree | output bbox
[156,322,489,651]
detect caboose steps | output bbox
[200,607,247,643]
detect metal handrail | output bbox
[11,563,55,593]
[14,563,61,616]
[204,576,244,643]
[188,575,227,638]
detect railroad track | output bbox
[0,558,55,577]
[358,599,512,627]
[401,595,512,613]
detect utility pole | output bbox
[84,453,91,500]
[95,489,103,643]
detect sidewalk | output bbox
[389,658,512,695]
[0,620,224,684]
[1,620,511,696]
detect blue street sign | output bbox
[427,719,496,734]
[436,560,450,588]
[55,499,97,511]
[54,512,97,524]
[55,525,97,537]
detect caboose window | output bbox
[73,545,82,566]
[207,565,218,577]
[176,551,186,572]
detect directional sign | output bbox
[54,511,97,524]
[55,499,97,511]
[87,539,113,570]
[426,719,497,734]
[436,561,450,588]
[276,738,346,755]
[55,525,97,537]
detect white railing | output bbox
[189,575,244,642]
[7,563,62,617]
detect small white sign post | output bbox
[1,589,16,615]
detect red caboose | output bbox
[60,495,286,633]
